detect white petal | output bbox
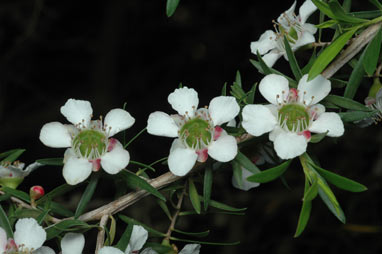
[60,99,93,127]
[168,87,199,116]
[293,30,316,49]
[179,244,201,254]
[147,112,179,137]
[250,30,277,55]
[262,51,283,68]
[63,156,93,185]
[208,132,237,162]
[128,225,148,252]
[269,126,283,142]
[299,0,317,24]
[33,246,56,254]
[273,132,307,159]
[99,246,124,254]
[303,23,318,35]
[259,74,290,105]
[104,109,135,137]
[61,233,85,254]
[309,112,344,137]
[277,1,297,28]
[140,248,158,254]
[242,104,277,136]
[40,122,72,148]
[101,142,130,174]
[14,218,46,251]
[0,227,6,253]
[208,96,240,126]
[232,166,260,191]
[298,74,331,105]
[168,139,197,176]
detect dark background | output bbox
[0,0,381,253]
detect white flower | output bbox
[364,87,382,124]
[250,0,317,67]
[242,74,344,160]
[0,218,54,254]
[39,99,135,185]
[147,87,240,176]
[0,162,42,189]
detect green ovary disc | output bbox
[278,104,310,132]
[73,130,107,158]
[180,118,212,149]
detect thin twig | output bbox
[164,185,186,241]
[322,22,382,79]
[95,214,109,254]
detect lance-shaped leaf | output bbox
[200,197,246,212]
[284,36,302,81]
[309,163,367,192]
[339,110,378,122]
[312,0,336,19]
[317,181,346,223]
[74,174,99,219]
[173,228,210,238]
[46,220,92,240]
[189,178,201,214]
[119,215,166,237]
[166,0,180,17]
[232,160,244,189]
[0,204,13,238]
[203,166,213,211]
[115,223,133,251]
[351,10,382,19]
[144,243,174,253]
[308,28,357,81]
[36,184,75,205]
[119,170,166,201]
[369,0,382,10]
[247,160,292,183]
[234,151,261,174]
[328,0,367,23]
[170,237,240,246]
[294,176,313,237]
[324,95,372,111]
[36,158,64,166]
[157,200,172,220]
[36,209,51,225]
[344,47,367,99]
[310,131,328,144]
[363,27,382,76]
[0,149,25,164]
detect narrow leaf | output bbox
[339,110,378,122]
[115,223,133,251]
[173,228,210,238]
[119,215,166,237]
[310,131,328,143]
[247,160,292,183]
[0,205,13,238]
[324,95,372,111]
[201,197,246,212]
[203,166,213,212]
[166,0,180,17]
[312,0,336,19]
[363,27,382,76]
[308,28,357,81]
[170,237,240,246]
[188,179,201,214]
[344,47,367,99]
[0,149,25,164]
[294,176,312,237]
[157,200,172,220]
[328,1,367,23]
[247,83,257,104]
[232,160,243,189]
[36,158,64,166]
[369,0,382,10]
[283,36,302,80]
[46,220,92,240]
[234,151,261,174]
[36,184,75,204]
[303,176,319,202]
[318,185,346,223]
[74,174,99,219]
[310,163,367,192]
[36,209,51,225]
[351,10,382,19]
[221,82,227,96]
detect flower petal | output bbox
[277,1,297,28]
[179,244,201,254]
[208,132,237,162]
[99,246,124,254]
[242,104,277,136]
[168,87,199,116]
[40,122,72,148]
[60,99,93,127]
[147,112,179,137]
[14,218,46,251]
[232,166,260,191]
[298,74,331,105]
[63,156,93,185]
[274,131,307,159]
[128,225,148,252]
[0,227,6,253]
[104,109,135,137]
[302,23,318,35]
[140,248,159,254]
[293,30,316,49]
[269,126,283,142]
[33,246,56,254]
[299,0,317,24]
[262,51,283,68]
[168,139,197,176]
[259,74,290,105]
[309,112,344,137]
[101,141,130,174]
[208,96,240,126]
[250,30,277,55]
[61,233,85,254]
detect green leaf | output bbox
[351,10,382,19]
[203,166,213,212]
[315,19,338,29]
[129,160,156,172]
[247,160,292,183]
[235,71,242,87]
[0,204,13,238]
[166,0,180,17]
[49,202,74,217]
[74,174,99,219]
[328,0,367,23]
[0,149,25,164]
[318,184,346,223]
[143,243,174,254]
[188,179,201,214]
[202,197,246,212]
[36,209,51,225]
[312,0,336,19]
[308,28,357,81]
[232,160,243,189]
[344,47,367,99]
[247,83,257,104]
[283,36,303,81]
[36,158,64,166]
[338,110,378,122]
[294,176,312,237]
[2,186,30,202]
[363,27,382,76]
[105,215,116,246]
[369,0,382,10]
[157,200,172,220]
[234,151,261,174]
[46,220,92,240]
[301,49,317,74]
[221,82,227,96]
[323,95,372,111]
[170,237,240,246]
[309,131,328,143]
[119,215,166,237]
[173,228,210,238]
[119,170,166,201]
[342,0,352,12]
[36,184,75,205]
[310,163,367,192]
[330,78,347,88]
[303,176,319,202]
[115,223,133,251]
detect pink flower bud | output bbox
[30,185,45,200]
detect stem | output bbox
[164,185,186,241]
[322,22,382,79]
[124,127,147,148]
[95,214,109,254]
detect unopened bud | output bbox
[30,185,45,200]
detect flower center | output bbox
[278,103,310,132]
[72,130,107,159]
[180,118,212,150]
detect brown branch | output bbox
[322,22,382,79]
[164,184,186,241]
[95,214,109,254]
